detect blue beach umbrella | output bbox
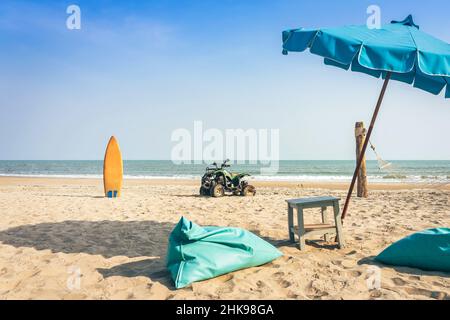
[282,15,450,220]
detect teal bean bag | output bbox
[166,217,283,288]
[375,228,450,273]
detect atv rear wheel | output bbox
[211,184,225,197]
[241,185,256,196]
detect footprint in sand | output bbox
[273,271,285,277]
[432,281,448,288]
[391,277,407,286]
[279,279,292,288]
[348,270,362,277]
[216,281,236,295]
[287,291,300,299]
[370,289,383,298]
[216,273,234,283]
[404,287,448,300]
[431,292,448,300]
[268,262,282,269]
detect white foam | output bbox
[1,173,448,184]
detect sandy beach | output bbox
[0,176,448,300]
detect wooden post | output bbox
[355,122,368,198]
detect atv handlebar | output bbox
[221,159,231,168]
[206,159,231,171]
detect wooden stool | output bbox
[286,196,345,250]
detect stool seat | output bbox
[287,196,339,205]
[286,196,345,250]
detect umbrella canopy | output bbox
[282,15,450,220]
[282,15,450,98]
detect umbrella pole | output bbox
[341,72,391,221]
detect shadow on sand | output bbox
[0,220,308,286]
[249,230,293,248]
[0,220,175,258]
[41,194,105,199]
[0,220,177,284]
[172,194,203,198]
[249,229,340,250]
[358,256,450,278]
[173,194,237,198]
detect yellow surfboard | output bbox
[103,136,123,198]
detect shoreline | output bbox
[0,176,448,190]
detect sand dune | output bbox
[0,177,448,299]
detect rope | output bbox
[369,140,392,170]
[368,140,448,189]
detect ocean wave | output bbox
[252,175,353,182]
[382,174,407,179]
[0,173,103,179]
[0,173,195,180]
[1,173,448,183]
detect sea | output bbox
[0,160,449,184]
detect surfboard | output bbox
[103,136,123,198]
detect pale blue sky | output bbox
[0,0,449,160]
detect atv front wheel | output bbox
[241,185,256,196]
[211,184,225,197]
[199,187,209,196]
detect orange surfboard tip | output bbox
[103,136,123,198]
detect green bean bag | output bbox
[166,217,283,288]
[375,228,450,273]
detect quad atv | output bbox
[199,159,256,197]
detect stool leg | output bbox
[321,206,331,242]
[297,208,306,250]
[288,204,295,243]
[333,202,345,248]
[321,206,328,223]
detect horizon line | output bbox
[1,159,450,162]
